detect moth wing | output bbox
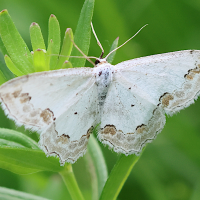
[98,50,200,154]
[114,50,200,115]
[0,68,98,164]
[40,77,98,164]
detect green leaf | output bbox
[0,148,63,174]
[46,39,52,69]
[99,151,144,200]
[30,22,46,52]
[107,37,119,64]
[0,53,14,83]
[0,9,34,75]
[55,28,73,69]
[0,186,50,200]
[47,14,61,70]
[82,151,98,200]
[0,128,63,174]
[4,55,24,76]
[59,164,85,200]
[61,61,73,69]
[33,49,48,72]
[87,134,108,198]
[0,128,39,149]
[70,0,95,67]
[0,36,8,55]
[0,70,7,85]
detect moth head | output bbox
[95,58,107,66]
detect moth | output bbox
[0,25,200,164]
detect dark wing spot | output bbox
[102,125,117,135]
[160,93,174,107]
[12,90,22,98]
[20,93,31,103]
[190,50,194,54]
[136,124,147,134]
[40,108,53,124]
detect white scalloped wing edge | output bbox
[98,107,166,155]
[0,98,42,133]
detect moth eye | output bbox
[95,59,100,65]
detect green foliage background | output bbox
[0,0,200,200]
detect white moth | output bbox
[0,26,200,165]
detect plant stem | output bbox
[99,148,145,200]
[59,163,85,200]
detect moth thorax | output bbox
[95,65,112,106]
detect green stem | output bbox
[99,148,145,200]
[59,163,85,200]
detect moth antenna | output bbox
[51,54,98,60]
[69,33,96,66]
[105,24,148,60]
[91,22,104,59]
[71,39,96,66]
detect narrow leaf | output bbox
[47,14,61,70]
[0,186,50,200]
[55,28,73,69]
[83,151,98,200]
[0,128,63,174]
[33,49,48,72]
[61,60,73,69]
[0,9,34,75]
[0,70,7,85]
[0,148,63,174]
[0,128,39,149]
[4,55,24,76]
[70,0,95,67]
[59,164,85,200]
[107,37,119,64]
[0,53,14,83]
[46,39,53,69]
[30,22,46,51]
[0,36,8,55]
[87,135,108,198]
[100,151,144,200]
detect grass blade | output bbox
[100,151,144,200]
[55,28,73,69]
[0,128,63,174]
[33,49,48,72]
[4,55,24,76]
[107,37,119,64]
[30,22,46,51]
[70,0,95,67]
[48,14,61,70]
[0,9,34,75]
[87,135,108,198]
[0,186,49,200]
[60,164,85,200]
[0,53,14,83]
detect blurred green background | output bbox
[0,0,200,200]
